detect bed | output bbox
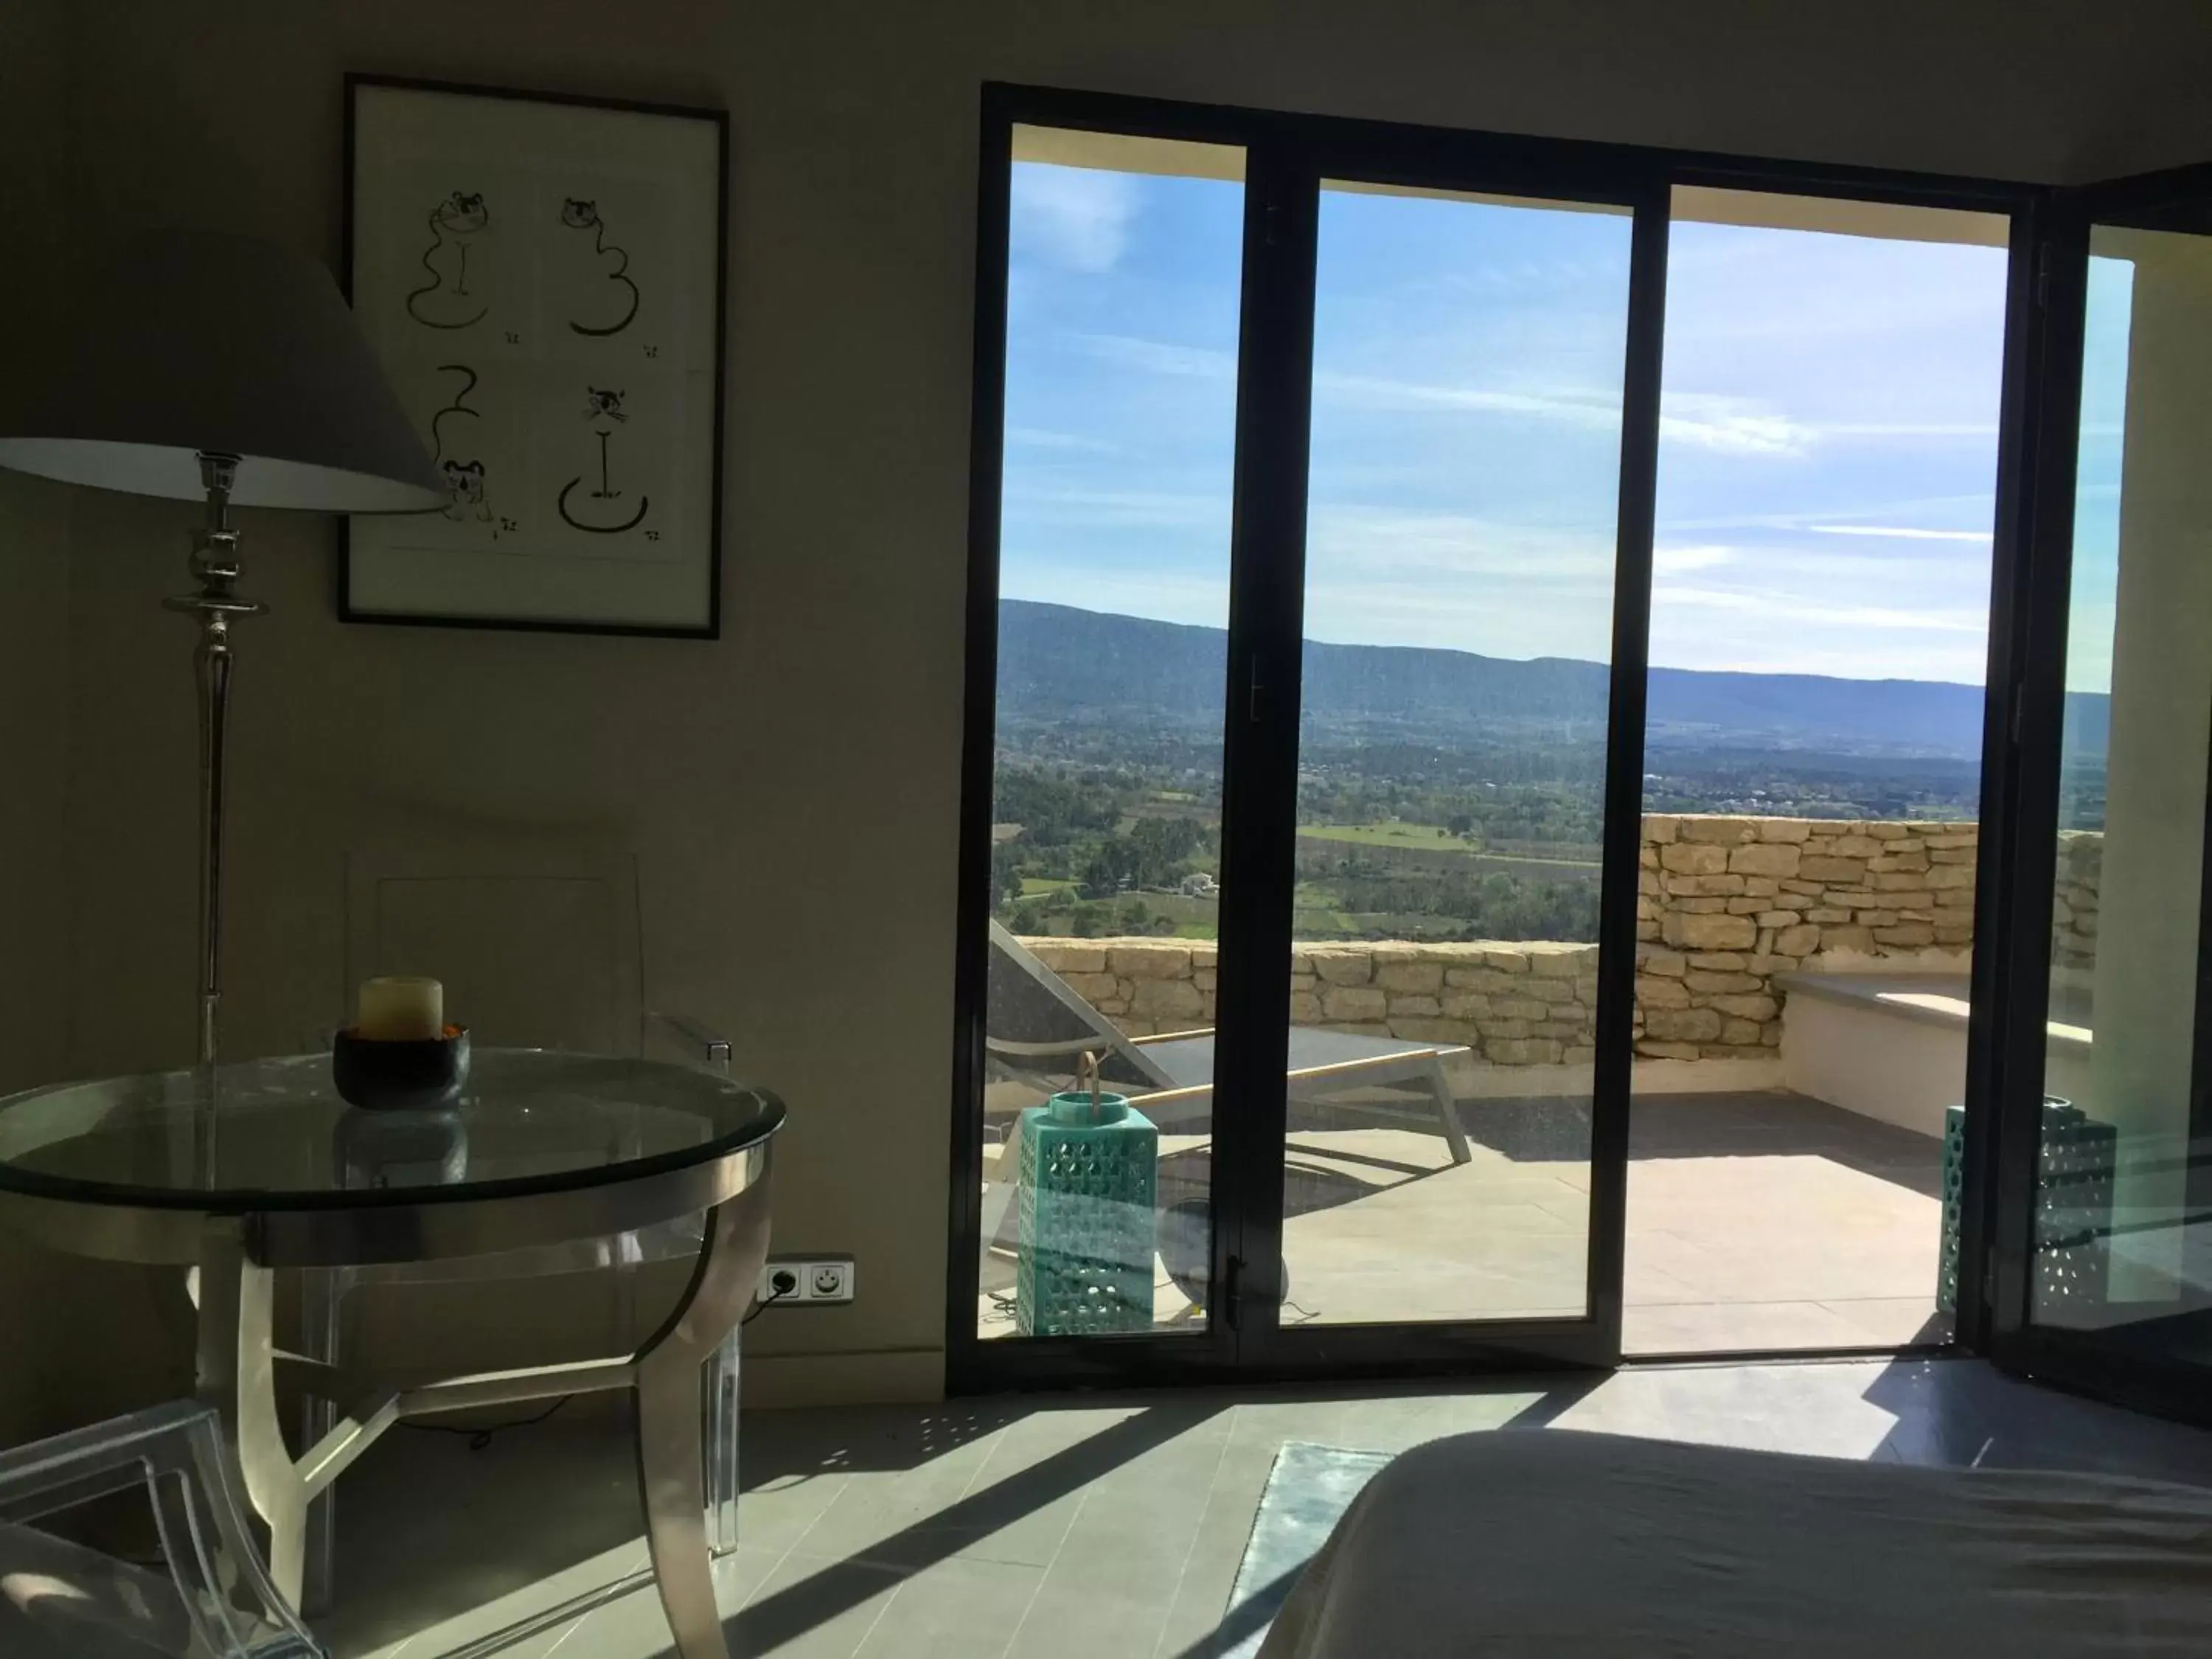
[1260,1430,2212,1657]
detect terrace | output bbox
[979,813,2045,1352]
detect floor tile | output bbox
[719,1552,907,1659]
[1001,1576,1179,1659]
[1150,1447,1279,1658]
[849,1555,1048,1658]
[323,1357,2212,1659]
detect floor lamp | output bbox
[0,231,445,1068]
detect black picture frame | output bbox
[340,73,728,639]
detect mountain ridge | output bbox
[996,598,2108,758]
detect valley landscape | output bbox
[991,600,2109,942]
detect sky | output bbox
[997,154,2124,691]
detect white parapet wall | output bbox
[1778,977,1971,1136]
[1779,971,2096,1136]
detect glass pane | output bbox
[1627,189,2009,1354]
[2032,221,2212,1366]
[977,128,1245,1340]
[1279,183,1634,1326]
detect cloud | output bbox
[1812,422,2001,439]
[1073,333,1239,378]
[1079,337,1894,465]
[1300,507,1621,659]
[1659,392,1814,456]
[1077,336,1818,462]
[1326,373,1829,459]
[1001,482,1228,532]
[1659,493,1996,536]
[1653,544,1734,572]
[1319,373,1815,458]
[1004,425,1120,455]
[1654,585,1986,634]
[1316,370,1617,429]
[1804,524,1991,543]
[1011,166,1138,273]
[1306,506,1617,585]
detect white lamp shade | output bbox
[0,230,445,512]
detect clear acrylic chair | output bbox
[297,842,743,1616]
[0,1400,322,1658]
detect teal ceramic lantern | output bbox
[1016,1089,1159,1336]
[1938,1096,2114,1314]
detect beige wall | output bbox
[0,0,74,1447]
[7,1,2212,1431]
[0,0,191,1446]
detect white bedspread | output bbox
[1260,1430,2212,1658]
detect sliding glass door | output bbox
[953,88,1664,1386]
[951,84,2072,1393]
[1989,165,2212,1425]
[1253,179,1646,1350]
[964,120,1248,1363]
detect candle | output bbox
[358,975,444,1042]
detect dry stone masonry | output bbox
[2051,829,2103,978]
[1020,815,1988,1070]
[1634,813,1976,1060]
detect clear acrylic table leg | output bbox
[296,1268,343,1618]
[703,1326,740,1557]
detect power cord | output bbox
[397,1393,571,1451]
[396,1285,791,1450]
[742,1283,793,1326]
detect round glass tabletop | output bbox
[0,1050,785,1213]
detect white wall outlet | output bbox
[757,1255,855,1307]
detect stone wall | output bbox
[1634,814,1978,1060]
[1020,814,1989,1069]
[2051,829,2104,975]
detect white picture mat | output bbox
[347,82,722,631]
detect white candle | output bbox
[358,975,444,1041]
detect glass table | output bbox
[0,1049,785,1659]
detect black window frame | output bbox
[952,80,2053,1397]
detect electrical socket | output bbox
[757,1255,855,1307]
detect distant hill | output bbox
[997,599,2108,759]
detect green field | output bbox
[1298,822,1599,872]
[1007,887,1221,939]
[1301,822,1466,852]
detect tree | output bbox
[990,841,1025,913]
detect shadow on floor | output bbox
[1863,1351,2212,1478]
[726,1399,1234,1656]
[319,1413,655,1655]
[1462,1089,1944,1200]
[335,1357,2212,1659]
[715,1377,1606,1659]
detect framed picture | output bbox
[342,75,726,636]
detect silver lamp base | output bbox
[162,451,264,1071]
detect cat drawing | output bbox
[557,383,648,533]
[406,191,491,330]
[441,459,487,518]
[428,364,491,522]
[560,198,640,337]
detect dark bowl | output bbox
[332,1026,472,1113]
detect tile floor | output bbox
[979,1091,1949,1355]
[324,1356,2212,1659]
